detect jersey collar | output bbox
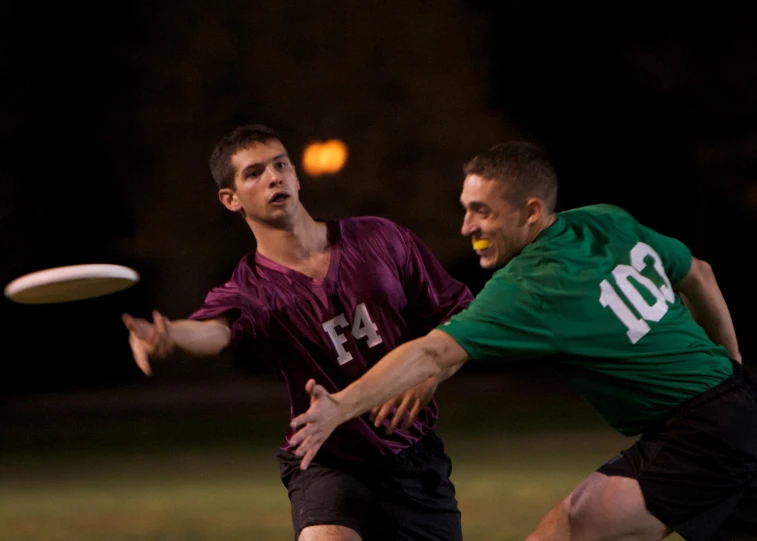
[534,214,566,243]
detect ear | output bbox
[218,188,242,212]
[524,197,544,226]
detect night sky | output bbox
[2,2,755,396]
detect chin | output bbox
[480,252,510,269]
[478,256,497,270]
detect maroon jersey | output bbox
[189,216,472,462]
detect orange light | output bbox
[302,139,348,176]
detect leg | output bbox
[384,432,463,541]
[277,450,375,541]
[525,473,671,541]
[720,484,757,540]
[299,525,362,541]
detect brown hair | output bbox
[208,124,284,190]
[464,141,558,211]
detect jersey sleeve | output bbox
[399,226,474,334]
[633,223,693,285]
[189,280,267,350]
[437,272,555,361]
[588,204,693,285]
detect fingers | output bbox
[387,394,414,435]
[123,311,166,372]
[123,313,154,340]
[402,400,424,431]
[299,443,320,471]
[290,411,313,432]
[293,433,311,456]
[308,382,330,403]
[291,381,328,430]
[122,313,135,330]
[288,378,340,469]
[291,431,324,470]
[128,333,152,376]
[288,424,323,470]
[372,399,398,428]
[310,381,328,398]
[151,311,172,358]
[289,422,309,445]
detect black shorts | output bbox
[277,431,462,541]
[598,361,757,541]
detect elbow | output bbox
[693,257,714,278]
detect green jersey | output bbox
[440,204,733,436]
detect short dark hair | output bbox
[463,141,558,211]
[208,124,284,190]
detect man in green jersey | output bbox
[288,141,757,541]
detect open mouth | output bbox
[269,192,290,204]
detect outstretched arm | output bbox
[122,311,231,375]
[289,329,469,469]
[369,354,470,435]
[675,257,740,362]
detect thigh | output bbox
[568,472,668,540]
[299,525,362,541]
[278,450,379,540]
[527,472,668,541]
[383,436,463,541]
[720,485,757,540]
[597,380,757,541]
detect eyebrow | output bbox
[241,152,290,176]
[461,200,490,212]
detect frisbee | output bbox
[4,264,140,304]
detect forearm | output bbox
[334,330,468,423]
[685,293,740,361]
[676,259,741,361]
[169,318,231,357]
[334,338,445,422]
[440,356,468,381]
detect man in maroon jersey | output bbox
[122,123,473,541]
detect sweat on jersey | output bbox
[440,204,733,436]
[190,216,473,462]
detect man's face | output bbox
[220,140,300,224]
[459,174,531,269]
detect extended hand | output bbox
[121,310,174,375]
[369,376,437,435]
[289,379,343,470]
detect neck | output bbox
[249,207,329,264]
[527,212,557,244]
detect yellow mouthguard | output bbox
[472,239,491,250]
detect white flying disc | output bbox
[4,264,140,304]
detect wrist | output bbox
[332,390,356,424]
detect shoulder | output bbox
[337,216,407,230]
[212,251,261,294]
[229,251,256,278]
[560,204,644,230]
[560,204,634,222]
[337,216,423,268]
[338,216,416,244]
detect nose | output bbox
[265,164,284,187]
[461,211,478,237]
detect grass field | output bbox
[0,372,686,540]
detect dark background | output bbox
[2,2,755,397]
